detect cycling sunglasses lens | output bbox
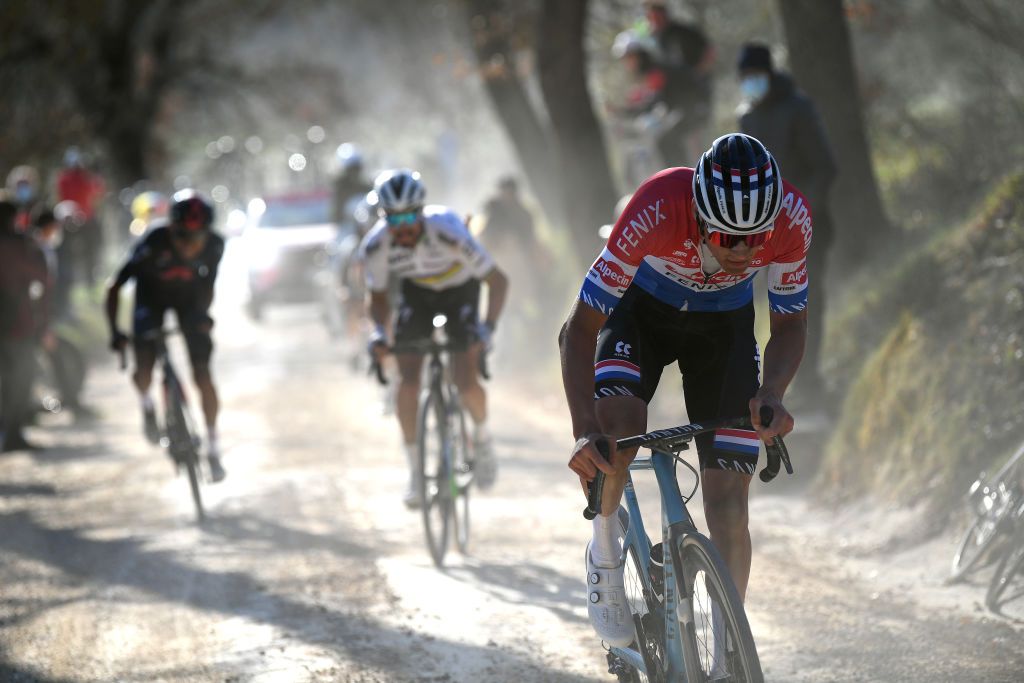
[387,211,418,226]
[708,228,772,248]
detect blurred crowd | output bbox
[0,148,108,451]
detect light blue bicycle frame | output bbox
[608,448,700,679]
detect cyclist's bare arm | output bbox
[558,299,616,481]
[367,289,390,331]
[105,281,122,336]
[750,308,806,440]
[481,267,509,328]
[367,289,391,361]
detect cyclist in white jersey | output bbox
[360,169,509,506]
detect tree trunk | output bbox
[464,0,564,227]
[777,0,890,254]
[536,0,618,251]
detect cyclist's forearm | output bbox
[483,268,508,327]
[367,292,391,336]
[105,284,121,335]
[761,314,807,398]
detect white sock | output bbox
[473,422,490,442]
[207,427,219,456]
[140,394,154,411]
[591,513,622,568]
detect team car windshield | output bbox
[259,196,331,228]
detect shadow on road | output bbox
[0,509,596,682]
[444,560,587,627]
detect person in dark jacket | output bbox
[643,0,714,165]
[737,42,838,408]
[0,198,51,451]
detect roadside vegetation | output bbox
[822,171,1024,506]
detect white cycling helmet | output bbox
[374,169,425,213]
[692,133,783,235]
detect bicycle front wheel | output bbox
[448,398,471,554]
[951,505,1010,581]
[986,510,1024,610]
[165,385,204,522]
[622,542,664,682]
[676,534,762,683]
[418,390,451,567]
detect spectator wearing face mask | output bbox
[6,165,42,231]
[736,41,838,411]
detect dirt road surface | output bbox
[2,250,1022,682]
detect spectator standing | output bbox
[332,143,373,226]
[643,0,714,165]
[737,42,838,408]
[481,177,541,265]
[0,199,52,451]
[56,147,106,286]
[6,165,42,231]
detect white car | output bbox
[240,190,336,320]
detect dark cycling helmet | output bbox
[374,169,426,213]
[169,189,213,234]
[692,133,782,235]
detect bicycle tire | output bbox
[449,397,471,554]
[676,534,763,683]
[418,389,451,567]
[950,506,1010,581]
[165,382,204,522]
[951,461,1024,581]
[986,508,1024,610]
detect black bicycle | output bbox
[122,329,206,522]
[374,315,486,567]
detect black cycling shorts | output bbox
[394,279,480,351]
[593,287,762,474]
[132,304,214,370]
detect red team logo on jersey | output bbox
[594,257,632,289]
[781,263,807,286]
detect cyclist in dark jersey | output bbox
[106,190,227,482]
[559,133,810,645]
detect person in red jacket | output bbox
[56,147,106,286]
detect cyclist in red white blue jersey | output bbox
[559,133,811,645]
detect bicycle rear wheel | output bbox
[676,534,762,683]
[418,390,451,567]
[448,398,471,554]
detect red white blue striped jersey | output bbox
[579,167,812,316]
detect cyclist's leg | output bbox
[446,279,485,428]
[131,305,161,443]
[586,302,665,645]
[180,310,218,450]
[592,299,667,521]
[681,305,760,600]
[395,352,425,444]
[131,304,161,395]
